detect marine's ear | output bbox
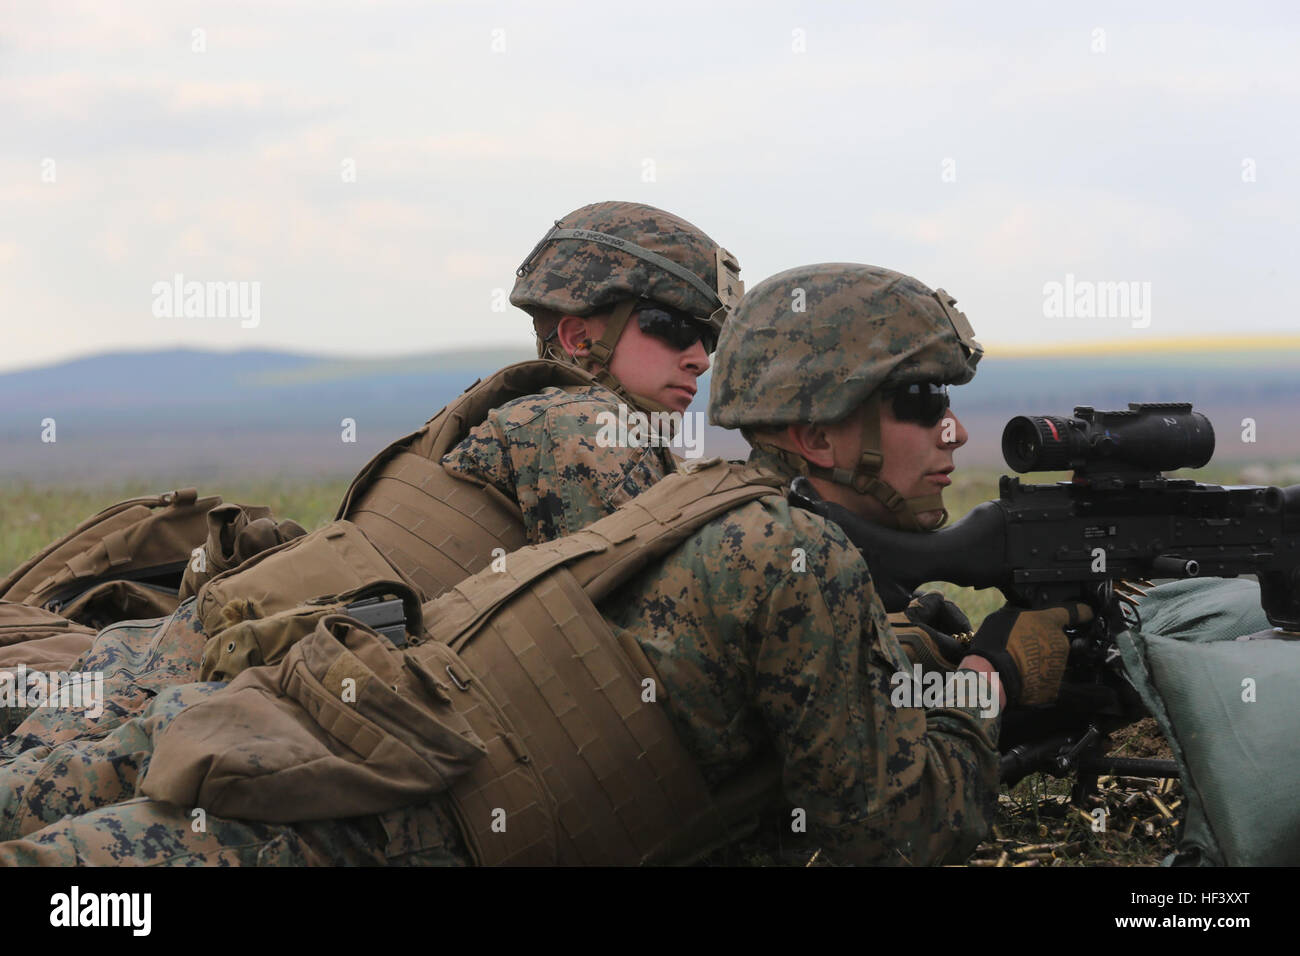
[771,423,837,470]
[555,314,609,358]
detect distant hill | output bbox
[1,342,1297,485]
[0,347,537,484]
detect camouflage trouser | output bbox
[0,793,472,866]
[0,681,224,840]
[0,598,206,759]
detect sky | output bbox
[2,0,1298,373]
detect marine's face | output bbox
[576,307,712,413]
[825,399,969,529]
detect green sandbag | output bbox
[1122,578,1300,866]
[1132,578,1270,643]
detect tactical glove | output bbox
[906,591,973,639]
[969,603,1093,707]
[179,505,308,600]
[890,591,974,672]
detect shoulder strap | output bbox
[422,459,785,647]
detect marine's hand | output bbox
[905,590,973,641]
[969,603,1093,707]
[889,591,973,672]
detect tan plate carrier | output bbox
[193,360,603,642]
[417,457,787,865]
[336,359,601,601]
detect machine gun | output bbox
[789,402,1300,791]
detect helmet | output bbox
[709,262,982,529]
[512,201,743,411]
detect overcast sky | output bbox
[2,1,1297,373]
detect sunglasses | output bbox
[885,382,951,427]
[634,302,717,354]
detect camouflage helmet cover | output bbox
[709,262,982,429]
[511,200,743,334]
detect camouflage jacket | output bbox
[602,447,1000,865]
[441,382,678,545]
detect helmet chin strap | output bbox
[845,393,948,532]
[754,393,949,532]
[543,299,677,417]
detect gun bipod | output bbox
[1000,725,1179,789]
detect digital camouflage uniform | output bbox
[601,447,998,864]
[0,383,676,841]
[442,382,676,544]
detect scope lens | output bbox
[1002,416,1073,472]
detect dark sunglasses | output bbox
[634,302,717,354]
[885,382,951,427]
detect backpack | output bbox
[0,488,222,628]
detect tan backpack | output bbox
[0,488,309,629]
[0,489,222,628]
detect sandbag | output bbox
[1122,577,1300,866]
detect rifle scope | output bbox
[1001,402,1215,474]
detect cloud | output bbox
[1,73,340,157]
[2,1,1298,373]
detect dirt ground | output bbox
[969,719,1183,867]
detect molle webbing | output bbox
[337,360,596,601]
[420,459,786,865]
